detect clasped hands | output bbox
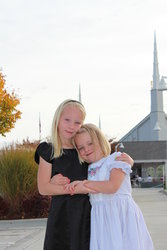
[50,174,96,195]
[64,180,97,195]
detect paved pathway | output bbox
[0,188,167,249]
[132,188,167,250]
[0,219,46,249]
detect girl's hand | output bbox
[50,174,70,185]
[65,180,97,195]
[116,152,134,167]
[74,180,98,195]
[65,181,81,194]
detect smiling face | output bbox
[75,130,104,163]
[58,105,84,146]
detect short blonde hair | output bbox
[51,99,86,158]
[75,123,111,163]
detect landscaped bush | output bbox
[0,192,50,220]
[0,147,50,219]
[0,196,9,219]
[22,191,50,219]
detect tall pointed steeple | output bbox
[152,32,160,89]
[39,112,41,141]
[79,84,82,103]
[151,32,163,113]
[99,115,101,129]
[150,32,165,140]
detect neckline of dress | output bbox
[89,155,109,168]
[89,152,120,168]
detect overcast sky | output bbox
[0,0,167,148]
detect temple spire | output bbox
[39,112,41,141]
[79,84,82,102]
[99,115,101,129]
[153,32,160,89]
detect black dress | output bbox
[35,142,91,250]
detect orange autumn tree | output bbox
[0,71,21,136]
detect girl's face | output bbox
[75,131,104,163]
[58,105,84,144]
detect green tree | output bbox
[0,71,21,136]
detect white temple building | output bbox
[119,33,167,188]
[121,33,167,142]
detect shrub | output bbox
[0,196,9,219]
[22,191,50,219]
[0,148,38,215]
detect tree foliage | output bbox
[0,71,21,136]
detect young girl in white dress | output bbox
[67,123,154,250]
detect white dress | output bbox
[88,152,154,250]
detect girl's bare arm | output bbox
[84,168,125,194]
[37,157,70,195]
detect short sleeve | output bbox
[106,153,132,175]
[34,141,53,164]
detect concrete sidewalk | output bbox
[0,188,167,249]
[133,188,167,250]
[0,219,46,250]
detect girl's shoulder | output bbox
[34,141,53,164]
[106,152,132,175]
[106,152,121,162]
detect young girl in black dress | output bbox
[34,99,134,250]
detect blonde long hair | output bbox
[51,99,86,158]
[75,123,111,163]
